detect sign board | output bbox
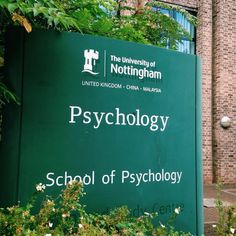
[0,27,203,234]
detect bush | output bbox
[0,180,192,235]
[212,183,236,236]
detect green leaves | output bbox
[6,3,18,13]
[0,0,197,47]
[0,181,191,235]
[0,82,20,105]
[214,183,236,236]
[93,17,113,35]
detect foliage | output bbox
[0,180,192,235]
[213,183,236,236]
[0,0,196,46]
[0,82,19,105]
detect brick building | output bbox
[129,0,236,184]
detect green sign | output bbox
[0,27,203,234]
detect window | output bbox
[159,8,196,54]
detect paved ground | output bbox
[204,184,236,236]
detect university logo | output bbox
[82,49,99,75]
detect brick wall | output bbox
[196,0,214,184]
[212,0,236,183]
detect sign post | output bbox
[0,27,203,234]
